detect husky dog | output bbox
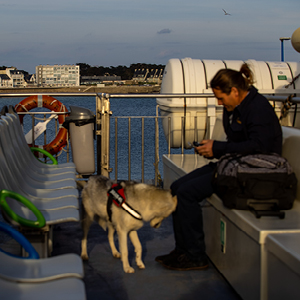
[81,175,177,273]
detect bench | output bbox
[162,120,300,300]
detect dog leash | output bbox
[107,183,143,222]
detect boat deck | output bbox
[0,194,241,300]
[50,204,241,300]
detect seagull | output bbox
[222,9,231,16]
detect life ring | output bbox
[15,95,68,155]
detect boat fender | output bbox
[15,95,69,155]
[107,183,143,222]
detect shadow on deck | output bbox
[51,210,242,300]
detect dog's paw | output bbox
[124,266,135,273]
[113,251,121,259]
[81,253,89,261]
[137,261,145,269]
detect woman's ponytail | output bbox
[210,63,254,94]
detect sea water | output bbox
[0,96,193,182]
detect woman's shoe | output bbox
[155,249,184,264]
[162,253,209,271]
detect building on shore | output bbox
[80,74,122,85]
[0,73,11,87]
[0,67,35,88]
[132,68,164,84]
[35,64,80,87]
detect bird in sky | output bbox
[222,9,231,16]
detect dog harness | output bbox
[107,183,142,222]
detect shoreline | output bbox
[0,85,161,95]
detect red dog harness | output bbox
[107,183,142,222]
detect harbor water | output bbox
[0,96,193,183]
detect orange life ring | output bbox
[15,95,69,155]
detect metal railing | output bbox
[2,91,300,185]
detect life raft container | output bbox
[15,95,69,155]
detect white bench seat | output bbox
[265,233,300,300]
[0,277,86,300]
[0,252,84,283]
[162,125,300,300]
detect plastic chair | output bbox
[1,113,76,175]
[1,114,76,180]
[0,222,84,283]
[0,221,40,259]
[0,118,77,190]
[0,188,79,225]
[0,122,79,202]
[0,189,79,257]
[0,277,86,300]
[6,110,77,174]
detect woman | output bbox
[155,63,282,271]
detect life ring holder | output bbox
[15,95,69,155]
[0,189,46,229]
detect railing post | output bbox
[194,116,198,142]
[96,93,111,177]
[155,116,159,186]
[128,117,131,181]
[141,117,145,183]
[168,117,171,154]
[181,116,185,154]
[115,118,118,180]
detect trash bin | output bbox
[63,105,95,175]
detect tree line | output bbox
[77,63,165,80]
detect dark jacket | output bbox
[212,86,282,159]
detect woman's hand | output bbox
[195,139,214,158]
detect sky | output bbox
[0,0,299,74]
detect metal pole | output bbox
[96,95,101,175]
[115,118,118,180]
[279,37,291,62]
[168,117,171,154]
[128,117,131,181]
[155,116,159,186]
[194,116,198,142]
[96,93,111,177]
[181,117,184,154]
[31,115,35,146]
[141,117,145,183]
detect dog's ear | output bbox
[120,181,126,188]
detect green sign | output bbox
[278,75,287,80]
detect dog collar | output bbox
[107,183,143,221]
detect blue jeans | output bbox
[170,162,216,260]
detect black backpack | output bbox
[212,153,297,218]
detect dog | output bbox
[80,175,177,273]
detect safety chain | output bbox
[279,94,294,121]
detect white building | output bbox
[0,68,26,87]
[35,64,80,87]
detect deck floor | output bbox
[51,213,241,300]
[0,194,241,300]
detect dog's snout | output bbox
[153,222,161,229]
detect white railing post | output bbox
[96,93,112,177]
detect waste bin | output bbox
[63,105,95,175]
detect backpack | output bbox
[212,153,297,218]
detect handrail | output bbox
[2,91,300,101]
[0,93,98,98]
[3,91,300,184]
